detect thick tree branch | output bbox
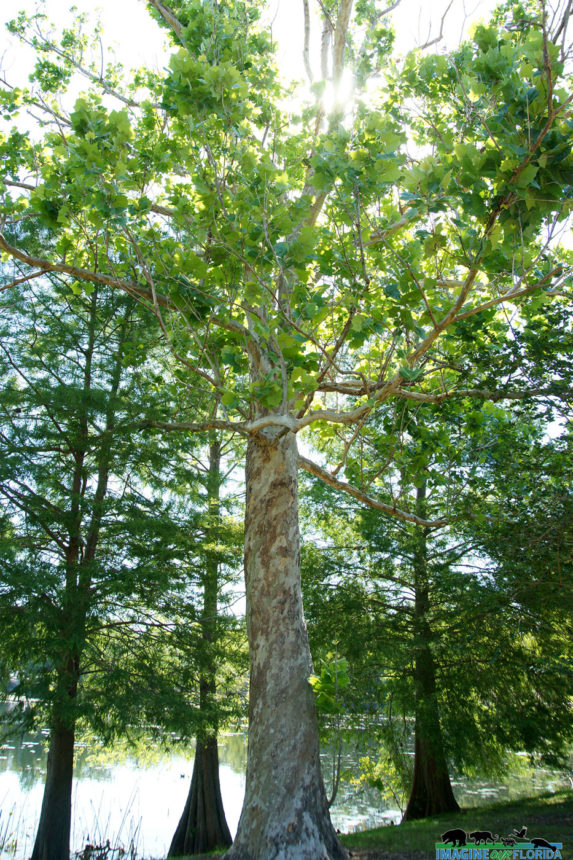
[297,376,570,428]
[403,83,573,373]
[0,235,252,351]
[149,202,194,225]
[299,455,447,528]
[333,0,354,85]
[553,0,573,41]
[394,385,571,404]
[319,370,571,403]
[145,418,248,437]
[302,0,314,82]
[1,269,47,292]
[0,232,173,308]
[452,268,565,323]
[5,180,36,192]
[364,214,413,246]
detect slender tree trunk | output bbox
[31,716,76,860]
[31,563,84,860]
[170,439,232,855]
[31,605,84,860]
[403,483,459,821]
[226,429,347,860]
[31,293,130,859]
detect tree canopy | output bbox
[1,0,572,856]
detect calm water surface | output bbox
[0,729,396,859]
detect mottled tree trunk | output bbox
[403,483,459,821]
[226,429,347,860]
[31,718,76,860]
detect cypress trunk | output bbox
[31,719,76,860]
[30,294,129,859]
[169,438,232,856]
[226,429,346,860]
[169,735,232,854]
[402,712,460,820]
[403,483,459,821]
[402,619,460,820]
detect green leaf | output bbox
[221,390,237,407]
[515,163,538,189]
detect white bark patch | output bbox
[226,431,347,860]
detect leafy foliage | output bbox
[0,0,572,845]
[0,274,244,744]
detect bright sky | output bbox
[0,0,499,90]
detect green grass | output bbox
[148,792,573,858]
[340,790,573,857]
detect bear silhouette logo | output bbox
[441,829,467,847]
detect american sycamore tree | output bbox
[1,0,572,856]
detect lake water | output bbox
[0,729,397,859]
[0,727,569,859]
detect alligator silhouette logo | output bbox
[436,822,563,859]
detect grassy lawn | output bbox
[341,790,573,858]
[182,791,572,859]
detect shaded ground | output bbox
[170,791,573,860]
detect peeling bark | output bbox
[226,430,347,860]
